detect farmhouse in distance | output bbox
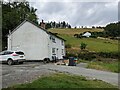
[7,19,66,61]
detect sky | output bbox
[7,0,120,27]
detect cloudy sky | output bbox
[29,0,119,27]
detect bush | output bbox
[90,32,105,38]
[97,52,119,59]
[90,35,97,38]
[80,43,87,50]
[66,52,78,58]
[65,44,71,48]
[78,51,119,61]
[78,52,96,61]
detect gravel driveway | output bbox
[1,62,119,88]
[1,62,56,88]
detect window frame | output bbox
[61,40,64,45]
[62,49,64,55]
[52,48,56,55]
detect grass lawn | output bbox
[49,28,118,52]
[78,59,119,73]
[87,61,119,73]
[58,34,118,52]
[6,73,118,88]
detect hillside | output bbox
[48,28,104,35]
[48,28,118,52]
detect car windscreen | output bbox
[0,51,13,55]
[15,52,24,55]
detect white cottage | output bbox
[7,20,65,61]
[82,32,91,37]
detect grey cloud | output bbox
[67,2,118,26]
[29,1,118,27]
[38,2,65,14]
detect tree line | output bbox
[104,22,120,38]
[45,21,71,29]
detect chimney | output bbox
[40,19,45,29]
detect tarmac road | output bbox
[1,62,119,88]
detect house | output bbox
[82,32,91,37]
[7,20,66,61]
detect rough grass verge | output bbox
[85,61,119,73]
[4,73,119,89]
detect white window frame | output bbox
[52,48,56,55]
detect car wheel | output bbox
[47,58,50,63]
[7,59,13,65]
[43,58,47,64]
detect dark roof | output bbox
[8,19,66,41]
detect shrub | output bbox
[78,51,119,61]
[65,44,71,48]
[66,52,78,58]
[80,42,87,50]
[97,52,119,59]
[90,35,97,38]
[78,52,96,61]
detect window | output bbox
[61,40,64,45]
[50,36,56,43]
[52,48,56,55]
[4,51,13,55]
[0,51,4,55]
[15,51,24,55]
[62,49,64,55]
[49,36,52,40]
[52,37,56,43]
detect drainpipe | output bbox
[9,30,12,50]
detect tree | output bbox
[45,23,51,29]
[68,25,71,28]
[74,34,79,38]
[92,26,95,29]
[104,22,120,37]
[2,1,38,50]
[63,21,66,28]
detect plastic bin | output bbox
[69,57,77,66]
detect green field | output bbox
[49,28,118,52]
[49,28,104,35]
[7,73,118,88]
[87,61,119,73]
[79,59,119,73]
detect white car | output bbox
[0,50,26,65]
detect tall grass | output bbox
[8,73,118,88]
[87,61,119,73]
